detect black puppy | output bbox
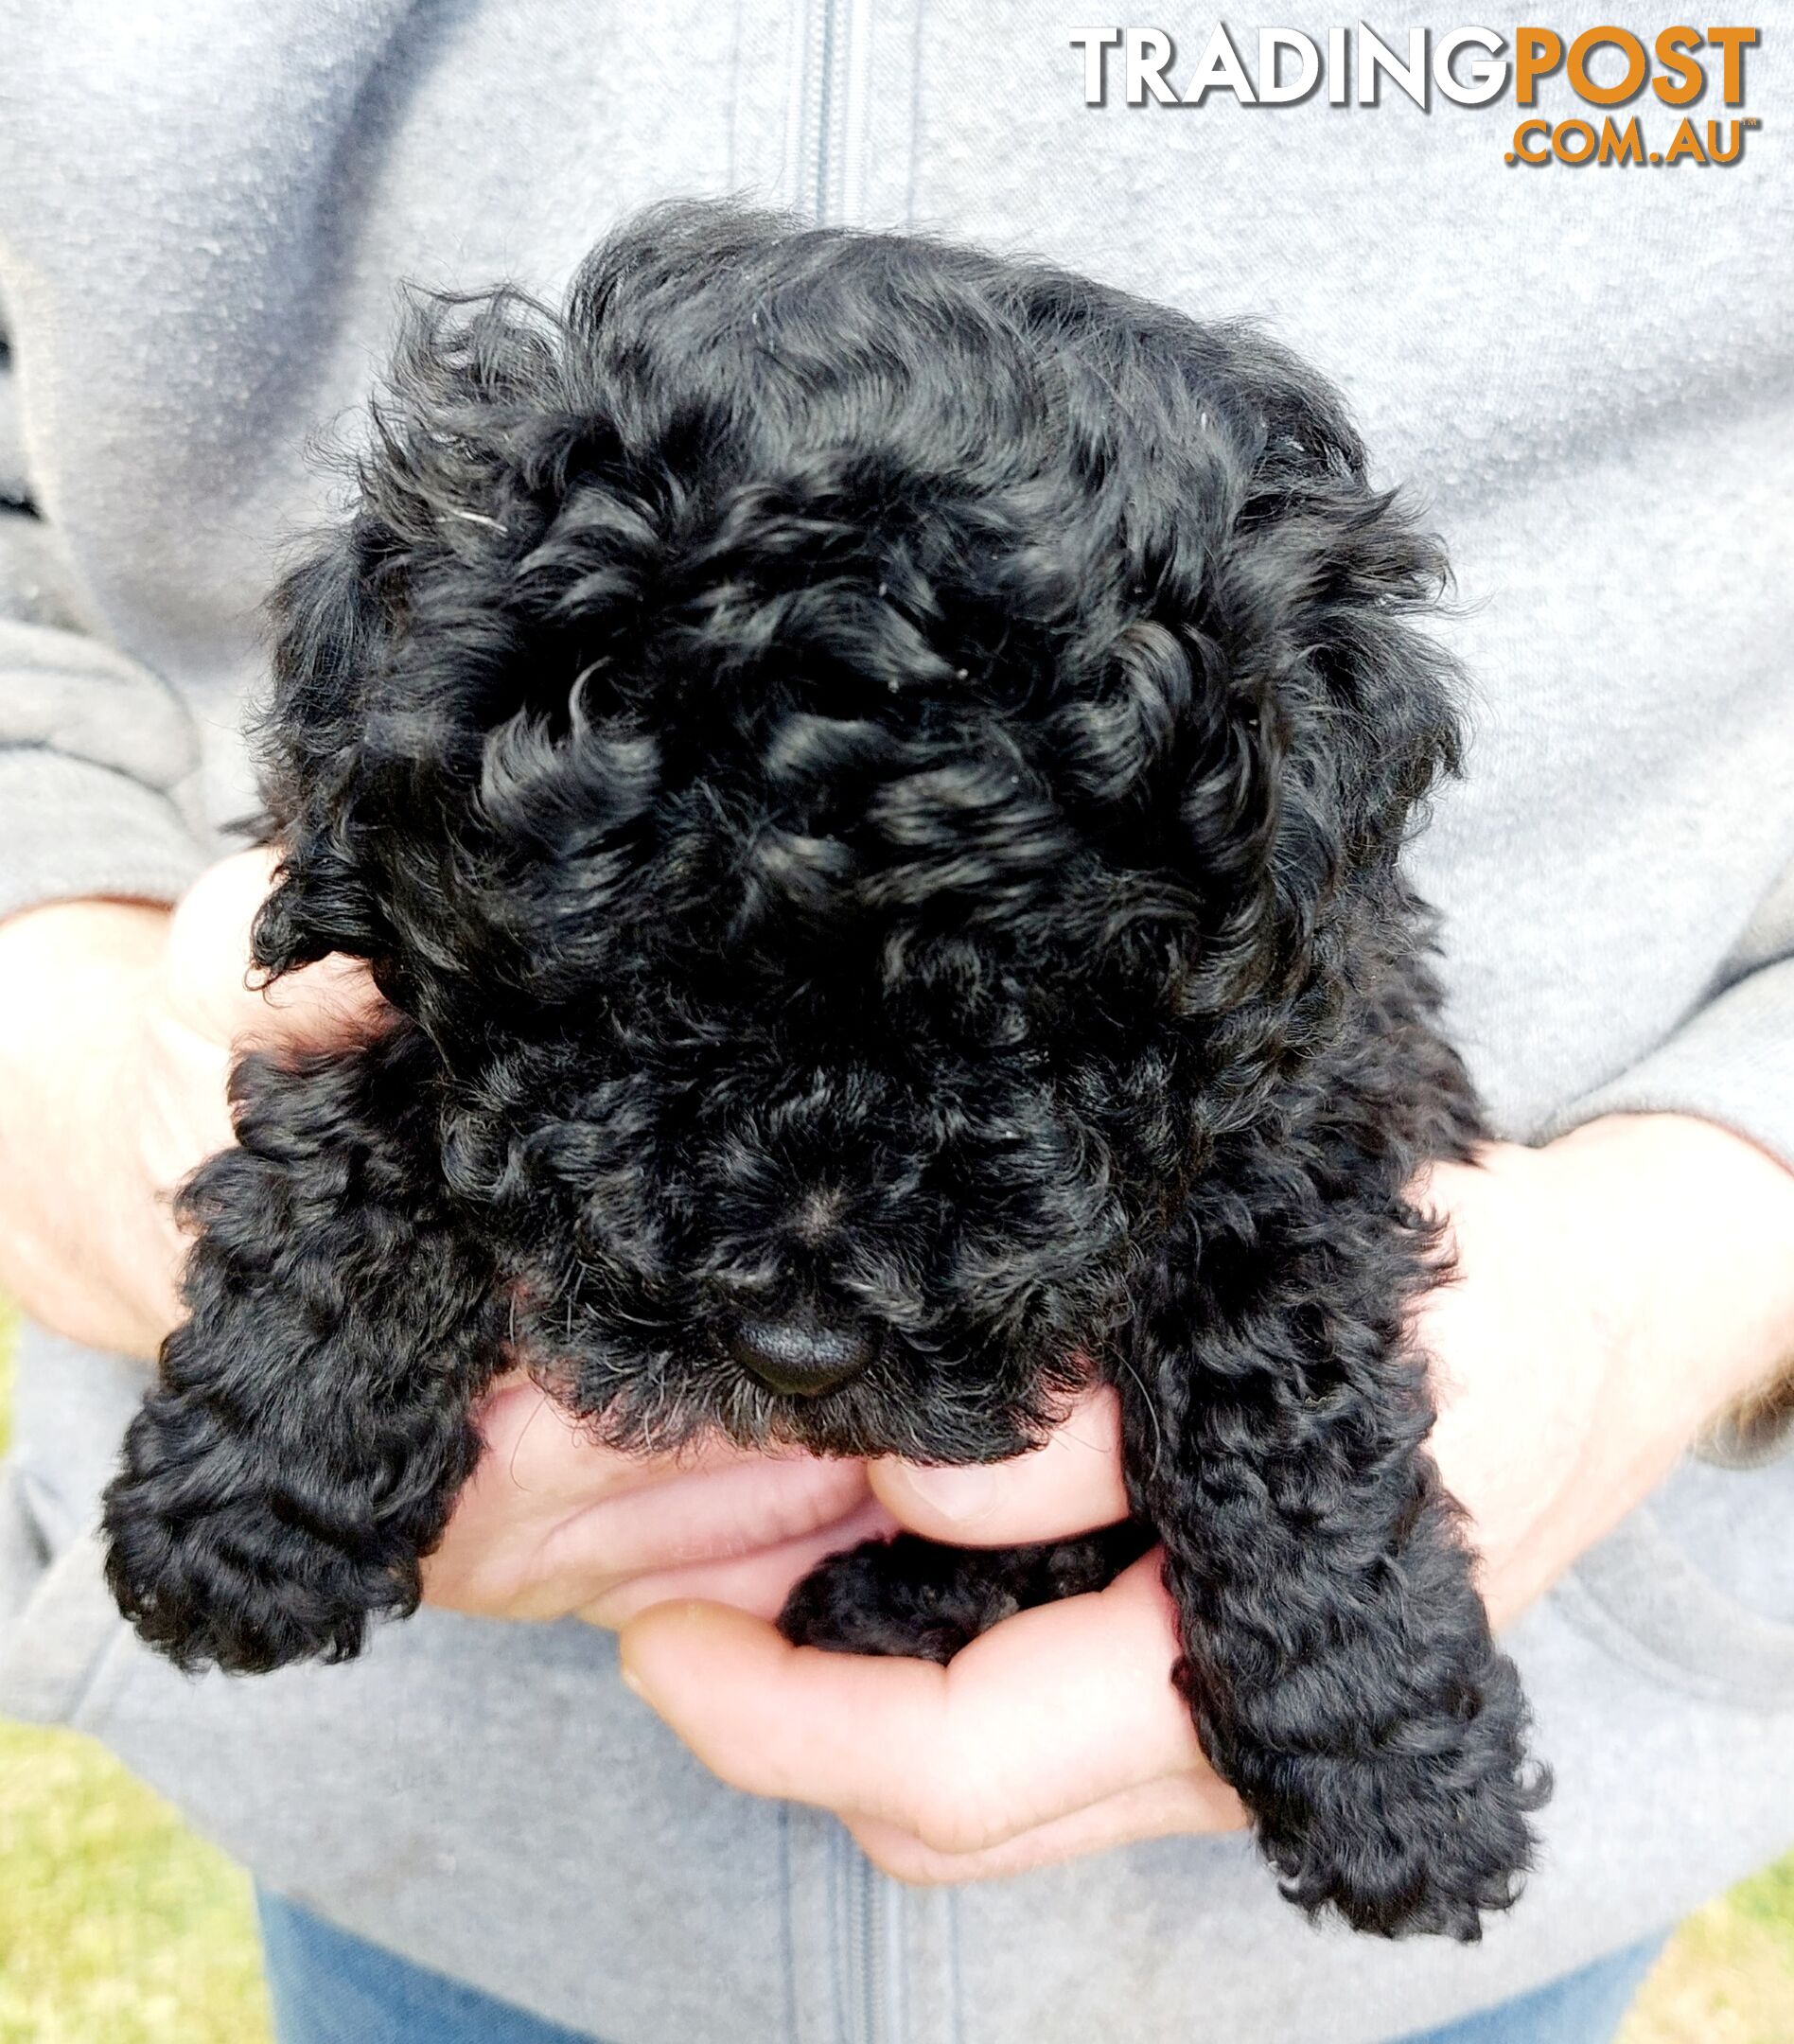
[103,202,1545,1939]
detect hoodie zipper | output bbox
[801,0,869,223]
[838,1822,902,2044]
[802,16,897,2034]
[853,1843,883,2041]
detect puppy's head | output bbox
[255,201,1460,1460]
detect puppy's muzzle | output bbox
[729,1315,871,1397]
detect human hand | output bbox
[0,850,381,1358]
[419,1372,892,1628]
[624,1385,1248,1877]
[617,1115,1794,1882]
[1417,1116,1794,1626]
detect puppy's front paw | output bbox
[1249,1653,1548,1939]
[103,1380,417,1676]
[779,1523,1152,1665]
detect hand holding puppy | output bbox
[616,1118,1794,1883]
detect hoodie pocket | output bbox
[1552,1454,1794,1708]
[0,1512,132,1727]
[0,1322,151,1724]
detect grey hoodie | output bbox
[1,4,1792,2039]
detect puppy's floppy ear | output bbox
[1228,365,1467,894]
[1182,466,1466,1002]
[1272,487,1465,875]
[1096,333,1465,1007]
[102,1023,503,1674]
[251,278,567,1000]
[250,517,399,979]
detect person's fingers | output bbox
[577,1497,901,1627]
[135,996,239,1174]
[534,1452,874,1587]
[469,1378,869,1520]
[469,1378,774,1507]
[869,1383,1131,1546]
[844,1769,1246,1885]
[620,1551,1200,1854]
[161,848,386,1052]
[423,1378,874,1616]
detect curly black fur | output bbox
[102,200,1546,1937]
[780,1522,1158,1666]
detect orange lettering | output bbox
[1704,26,1757,104]
[1515,27,1565,103]
[1652,26,1704,105]
[1567,26,1647,104]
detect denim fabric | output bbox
[258,1893,607,2044]
[1395,1932,1669,2044]
[258,1890,1668,2044]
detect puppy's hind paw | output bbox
[780,1522,1152,1665]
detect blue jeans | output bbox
[257,1891,1668,2044]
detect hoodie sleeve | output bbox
[0,309,210,925]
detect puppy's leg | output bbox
[1119,1198,1545,1940]
[779,1521,1154,1664]
[103,1025,502,1675]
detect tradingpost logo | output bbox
[1067,25,1763,166]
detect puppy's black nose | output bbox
[729,1316,871,1398]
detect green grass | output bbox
[0,1300,271,2044]
[0,1297,1791,2040]
[0,1720,272,2044]
[1620,1859,1794,2044]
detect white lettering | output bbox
[1434,26,1508,106]
[1359,23,1429,108]
[1126,27,1178,105]
[1067,26,1123,105]
[1259,28,1322,104]
[1182,23,1258,105]
[1328,24,1350,103]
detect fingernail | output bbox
[619,1656,652,1702]
[899,1462,1000,1526]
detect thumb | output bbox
[162,848,387,1053]
[869,1384,1132,1546]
